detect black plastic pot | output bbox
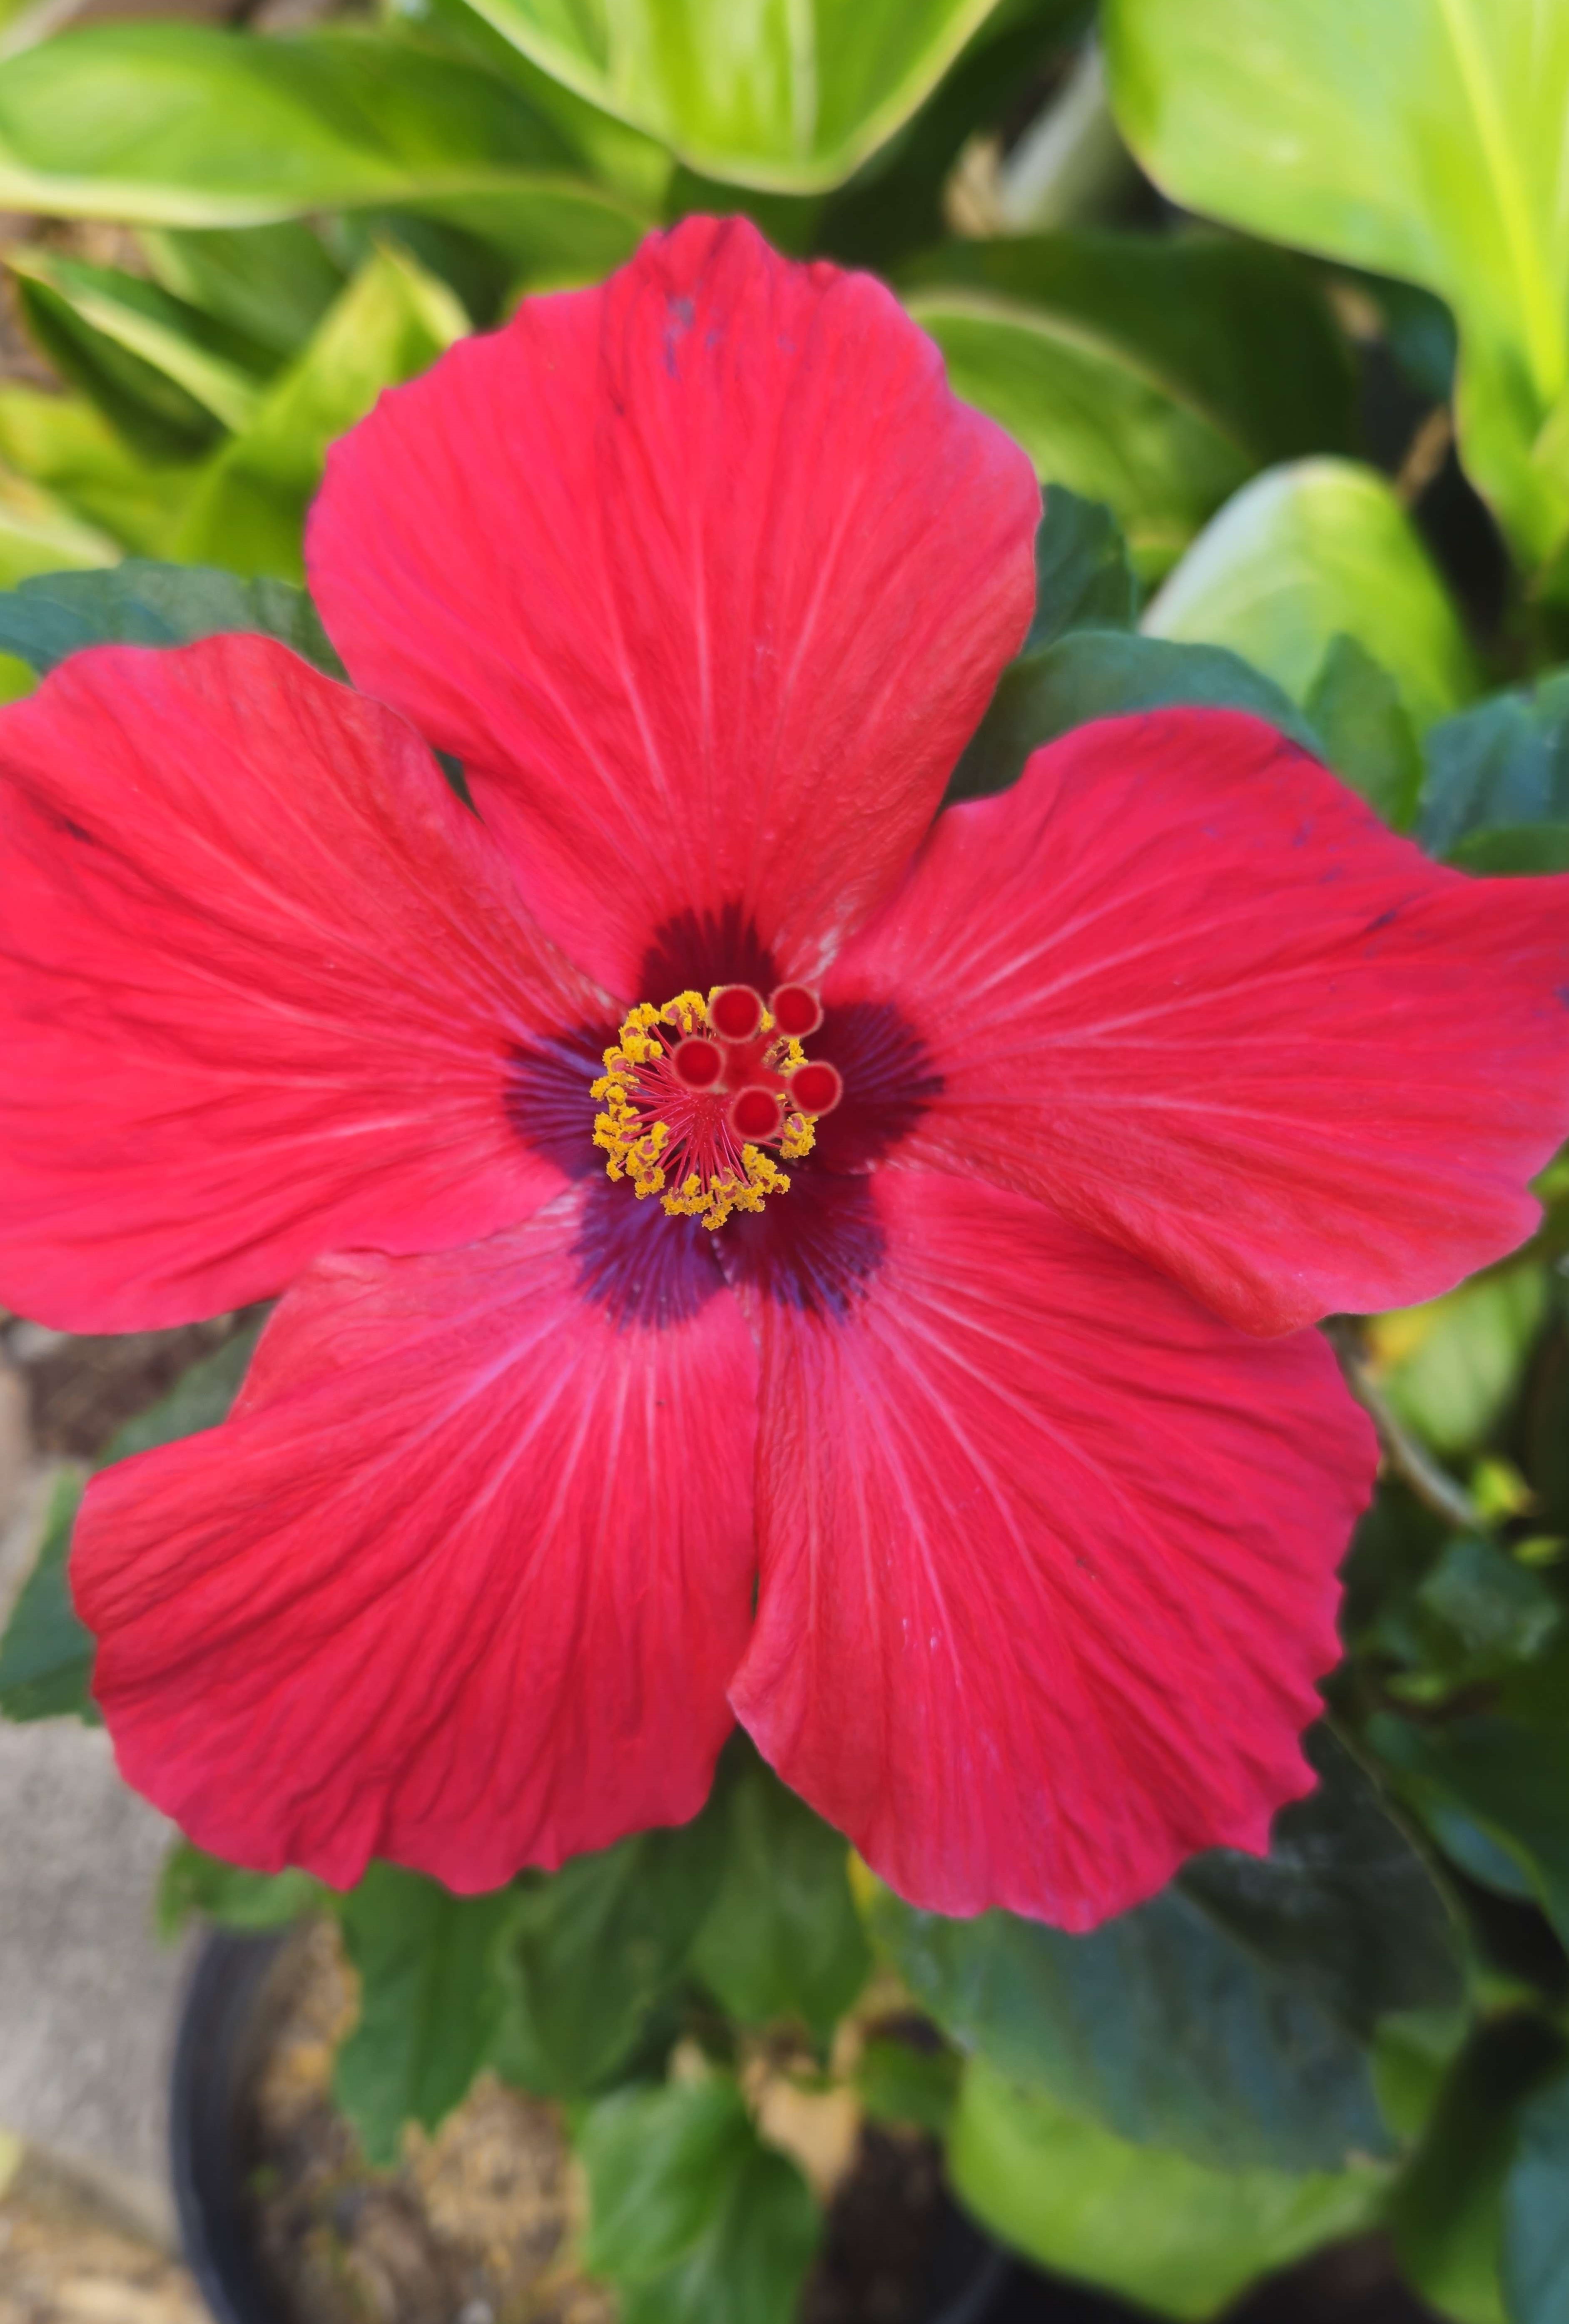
[170,1927,1012,2324]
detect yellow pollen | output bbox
[591,987,819,1231]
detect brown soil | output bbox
[245,1925,950,2324]
[0,2155,206,2324]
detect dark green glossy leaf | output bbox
[0,1323,263,1725]
[581,2078,819,2324]
[1415,1537,1561,1673]
[1025,487,1137,650]
[1370,1713,1569,1953]
[872,1730,1459,2172]
[493,1808,728,2098]
[690,1752,869,2042]
[949,627,1317,803]
[899,231,1357,466]
[335,1862,517,2166]
[1304,633,1423,829]
[950,2057,1381,2321]
[1447,825,1569,874]
[1504,2058,1569,2324]
[1417,669,1569,857]
[157,1841,323,1939]
[0,557,343,676]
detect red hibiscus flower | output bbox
[2,218,1566,1930]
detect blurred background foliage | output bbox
[1,1,1568,2320]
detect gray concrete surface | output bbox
[0,1366,192,2249]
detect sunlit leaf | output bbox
[0,24,648,256]
[174,243,466,579]
[1367,1264,1547,1459]
[1103,0,1569,572]
[0,385,196,555]
[949,2058,1382,2322]
[451,0,1017,193]
[906,289,1250,578]
[140,220,346,358]
[900,231,1357,468]
[1142,460,1478,732]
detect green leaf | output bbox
[174,243,466,580]
[872,1729,1460,2174]
[1447,825,1569,875]
[1102,0,1569,572]
[899,230,1357,468]
[0,1322,264,1726]
[1371,1713,1569,1955]
[0,386,197,556]
[949,2057,1382,2322]
[493,1808,728,2098]
[157,1841,323,1940]
[140,221,347,360]
[1388,2017,1562,2324]
[0,557,343,676]
[1142,460,1479,733]
[1304,634,1424,829]
[1504,2059,1569,2324]
[0,25,649,254]
[904,289,1251,579]
[690,1751,869,2042]
[335,1862,517,2167]
[1416,1536,1562,1673]
[1369,1264,1548,1460]
[451,0,1015,193]
[1025,486,1137,649]
[8,249,266,460]
[581,2078,819,2324]
[949,627,1319,803]
[1417,668,1569,857]
[0,463,119,589]
[0,1473,92,1722]
[856,2035,961,2137]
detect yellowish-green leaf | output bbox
[0,386,197,555]
[0,461,119,588]
[1143,460,1478,732]
[6,248,262,433]
[456,0,1013,192]
[950,2058,1383,2321]
[174,244,466,580]
[904,291,1251,580]
[1103,0,1569,570]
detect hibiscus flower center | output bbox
[591,983,843,1230]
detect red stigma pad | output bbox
[730,1086,783,1141]
[710,985,765,1042]
[672,1036,724,1090]
[789,1061,842,1116]
[770,983,823,1038]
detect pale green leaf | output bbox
[949,2058,1382,2321]
[453,0,1014,192]
[1142,460,1478,732]
[0,385,197,555]
[1103,0,1569,568]
[906,289,1250,579]
[174,243,466,579]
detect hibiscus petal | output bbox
[74,1187,755,1890]
[307,215,1038,996]
[825,708,1569,1335]
[728,1167,1377,1928]
[0,634,608,1331]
